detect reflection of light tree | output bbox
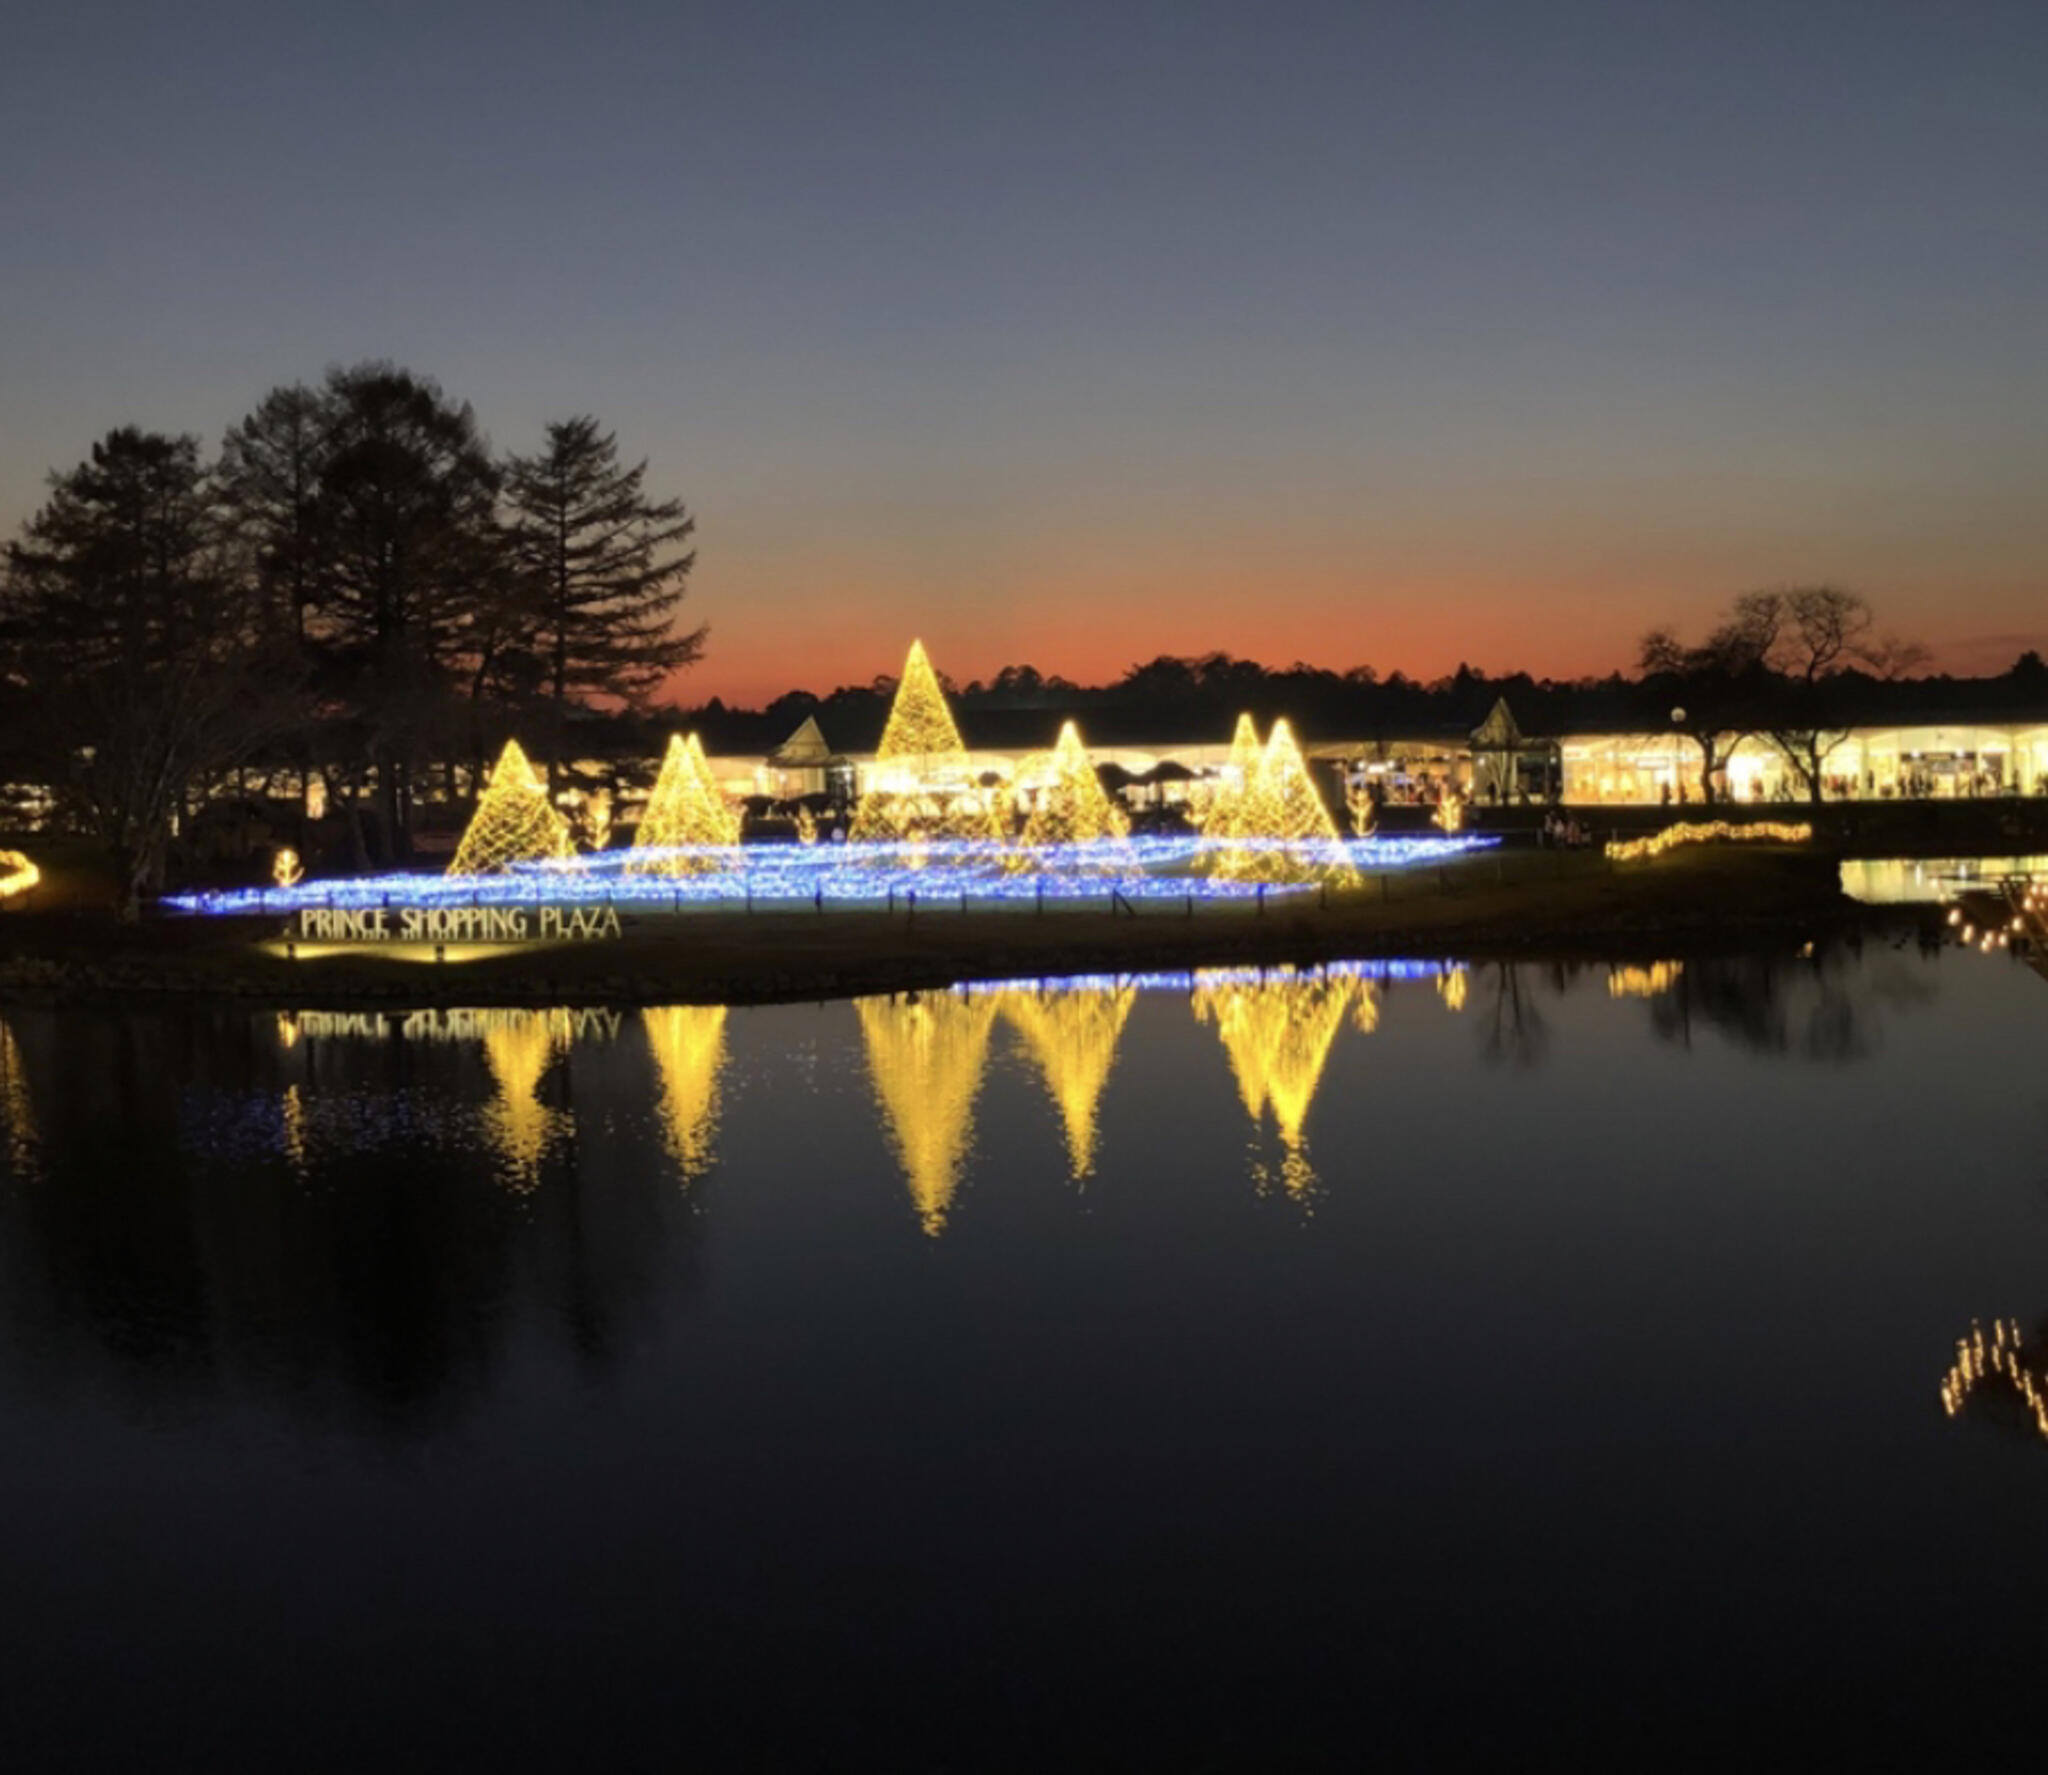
[1942,1318,2048,1444]
[1192,968,1355,1196]
[642,1005,728,1181]
[857,991,998,1234]
[0,1016,37,1178]
[481,1011,564,1188]
[997,983,1135,1180]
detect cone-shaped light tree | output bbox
[628,732,740,872]
[1254,719,1356,882]
[1197,716,1356,885]
[849,640,1005,846]
[1017,720,1131,860]
[449,739,575,876]
[1198,714,1264,852]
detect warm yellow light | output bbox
[1436,969,1469,1014]
[0,850,40,900]
[643,1004,728,1180]
[1941,1319,2048,1442]
[272,847,304,888]
[857,989,998,1234]
[997,981,1135,1179]
[481,1010,563,1188]
[628,733,740,872]
[1432,793,1465,834]
[1604,820,1811,863]
[849,640,1005,849]
[1192,967,1355,1196]
[1014,720,1131,863]
[794,806,820,845]
[449,740,575,876]
[1202,717,1356,886]
[1607,961,1684,999]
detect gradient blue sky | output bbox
[4,0,2044,704]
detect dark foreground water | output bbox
[3,943,2047,1767]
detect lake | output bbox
[3,942,2046,1765]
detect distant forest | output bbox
[680,642,2048,759]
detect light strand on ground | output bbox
[1604,820,1811,862]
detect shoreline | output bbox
[0,848,1909,1011]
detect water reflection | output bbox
[994,981,1134,1181]
[1192,967,1362,1197]
[644,1004,728,1181]
[857,990,999,1235]
[0,1008,690,1434]
[1942,1319,2048,1444]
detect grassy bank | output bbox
[0,845,1870,1010]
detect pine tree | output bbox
[504,418,703,768]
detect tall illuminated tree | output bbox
[849,639,1004,845]
[1198,713,1264,849]
[1017,720,1131,860]
[1193,968,1356,1197]
[1254,719,1356,882]
[628,732,739,871]
[448,738,575,875]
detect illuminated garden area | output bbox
[164,640,1494,919]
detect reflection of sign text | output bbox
[293,905,623,944]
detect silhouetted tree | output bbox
[504,418,701,780]
[302,364,507,854]
[1637,607,1775,803]
[0,430,296,914]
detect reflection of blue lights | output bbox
[163,832,1498,917]
[959,958,1465,995]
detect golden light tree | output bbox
[1198,713,1265,851]
[449,739,576,876]
[643,1004,728,1181]
[856,989,998,1235]
[1015,720,1131,865]
[1942,1319,2048,1444]
[1253,719,1356,882]
[480,1010,563,1189]
[1200,716,1356,885]
[628,732,740,872]
[1192,968,1357,1197]
[997,981,1135,1179]
[849,639,1005,846]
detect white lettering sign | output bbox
[293,905,623,944]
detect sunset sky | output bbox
[4,0,2044,707]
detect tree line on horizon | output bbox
[683,592,2035,803]
[0,363,701,909]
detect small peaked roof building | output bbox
[768,714,835,767]
[1471,697,1524,749]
